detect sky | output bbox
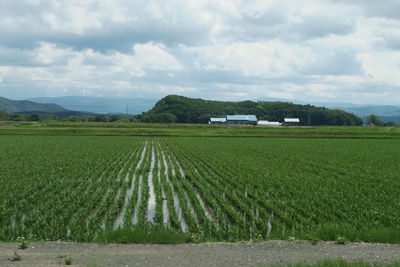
[0,0,400,104]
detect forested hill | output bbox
[139,95,363,126]
[0,96,67,113]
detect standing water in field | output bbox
[168,153,199,225]
[162,151,187,232]
[147,144,157,223]
[131,175,143,225]
[157,144,170,225]
[114,143,148,228]
[172,153,213,222]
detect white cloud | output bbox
[132,43,183,71]
[0,0,399,104]
[359,51,400,84]
[186,41,311,78]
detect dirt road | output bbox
[1,241,399,267]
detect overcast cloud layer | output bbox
[1,0,400,104]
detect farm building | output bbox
[257,120,282,126]
[209,117,227,124]
[226,115,257,125]
[284,118,300,126]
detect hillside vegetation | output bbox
[139,95,363,126]
[0,96,66,113]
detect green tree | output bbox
[366,114,384,126]
[28,113,40,121]
[109,115,120,122]
[0,110,9,120]
[94,115,107,122]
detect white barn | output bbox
[284,118,300,126]
[257,120,282,126]
[209,117,227,124]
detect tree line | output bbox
[0,110,138,123]
[366,114,397,126]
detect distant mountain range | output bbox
[0,96,67,113]
[29,96,157,115]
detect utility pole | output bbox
[397,110,400,126]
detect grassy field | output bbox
[0,135,399,243]
[0,121,399,138]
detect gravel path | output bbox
[1,241,399,267]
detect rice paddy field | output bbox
[0,135,399,243]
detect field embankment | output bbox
[0,121,399,138]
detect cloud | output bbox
[0,0,399,104]
[184,41,311,78]
[335,0,400,20]
[0,0,216,51]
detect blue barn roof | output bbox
[226,115,257,122]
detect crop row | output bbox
[0,136,399,242]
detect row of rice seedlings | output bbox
[115,141,148,228]
[290,160,379,225]
[106,143,146,229]
[160,143,216,235]
[155,145,170,226]
[152,145,164,224]
[70,140,142,239]
[231,144,364,225]
[166,152,199,225]
[168,143,255,226]
[146,143,157,223]
[99,145,141,230]
[158,144,215,227]
[124,142,148,226]
[167,141,290,238]
[5,152,106,239]
[163,149,199,233]
[0,137,142,241]
[135,142,152,226]
[216,159,310,235]
[33,144,140,241]
[165,152,234,238]
[76,146,142,238]
[86,148,140,238]
[159,149,183,231]
[198,151,332,230]
[169,138,385,237]
[130,142,152,225]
